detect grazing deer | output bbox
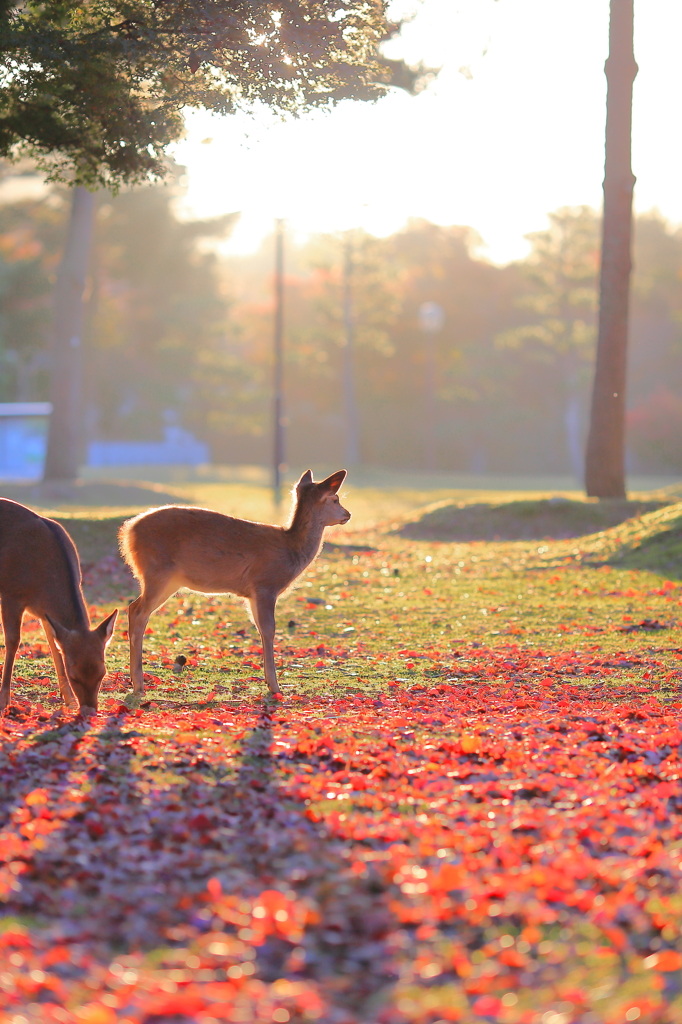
[0,499,118,712]
[119,469,350,696]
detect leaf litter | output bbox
[1,519,682,1023]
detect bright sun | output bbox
[170,0,682,264]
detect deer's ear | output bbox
[319,470,347,493]
[45,614,72,650]
[94,609,118,647]
[296,469,314,491]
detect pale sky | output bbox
[171,0,682,264]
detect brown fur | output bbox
[0,499,117,711]
[119,469,350,695]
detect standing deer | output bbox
[119,469,350,696]
[0,499,118,712]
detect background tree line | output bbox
[0,181,680,477]
[215,205,682,476]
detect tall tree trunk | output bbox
[584,0,637,498]
[43,187,96,482]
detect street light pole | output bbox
[273,218,285,508]
[418,301,445,472]
[342,231,360,466]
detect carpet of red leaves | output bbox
[1,650,681,1023]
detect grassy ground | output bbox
[1,481,682,1023]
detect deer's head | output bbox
[47,609,118,711]
[296,470,350,527]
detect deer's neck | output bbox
[42,519,90,631]
[286,504,325,568]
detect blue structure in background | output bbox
[0,403,51,480]
[0,404,209,477]
[87,425,209,467]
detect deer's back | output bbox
[0,499,87,624]
[121,505,303,597]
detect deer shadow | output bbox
[0,699,397,1019]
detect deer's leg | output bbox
[0,601,23,712]
[250,591,280,695]
[42,619,77,710]
[128,576,177,695]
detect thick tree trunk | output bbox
[43,187,95,483]
[584,0,637,498]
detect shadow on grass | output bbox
[0,480,188,510]
[563,501,682,580]
[0,701,396,1019]
[607,507,682,580]
[398,496,667,541]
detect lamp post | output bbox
[342,231,360,467]
[418,300,445,472]
[273,218,285,508]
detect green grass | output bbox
[4,481,682,1023]
[398,496,667,541]
[576,500,682,577]
[8,485,682,709]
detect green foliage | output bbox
[86,178,236,441]
[495,206,599,366]
[218,208,682,475]
[220,219,527,469]
[0,190,64,398]
[0,192,681,474]
[0,173,238,439]
[624,213,682,472]
[0,0,412,188]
